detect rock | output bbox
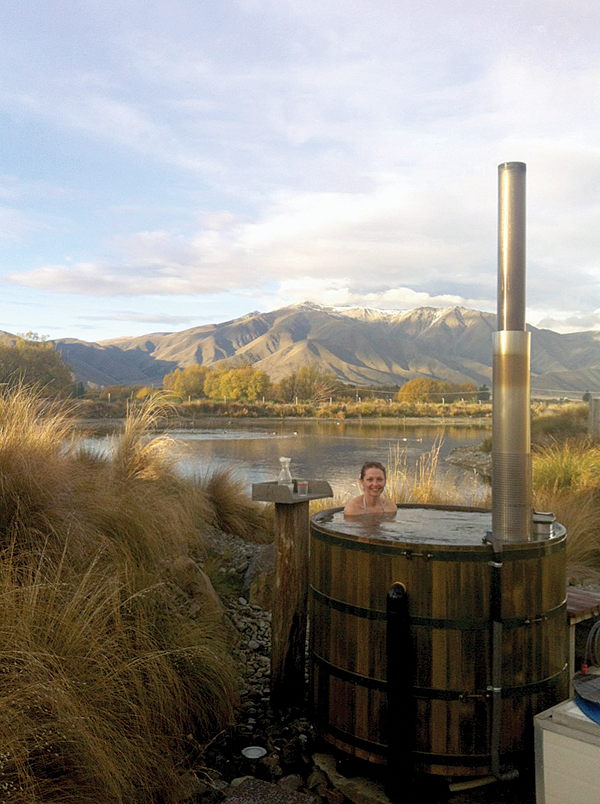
[230,776,256,788]
[323,789,345,804]
[242,543,275,609]
[223,777,318,803]
[165,555,224,613]
[446,446,491,478]
[278,774,304,791]
[258,755,284,782]
[306,769,329,791]
[312,753,393,804]
[175,771,210,802]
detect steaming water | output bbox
[313,507,492,545]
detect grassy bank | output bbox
[75,395,494,423]
[0,390,269,803]
[74,396,591,436]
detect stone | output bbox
[163,555,223,618]
[278,774,304,791]
[230,776,256,788]
[312,753,393,804]
[258,755,284,781]
[223,777,317,803]
[175,771,210,802]
[323,789,345,804]
[306,769,329,791]
[242,542,275,609]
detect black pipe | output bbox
[386,582,415,801]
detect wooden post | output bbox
[271,499,310,710]
[252,480,332,711]
[590,398,600,438]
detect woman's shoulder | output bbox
[343,495,364,515]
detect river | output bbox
[160,418,489,500]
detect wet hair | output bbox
[359,461,386,480]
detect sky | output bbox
[0,0,598,343]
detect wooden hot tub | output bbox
[309,504,568,776]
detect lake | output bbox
[161,418,489,499]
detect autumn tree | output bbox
[276,364,341,403]
[396,378,478,403]
[205,364,272,401]
[100,385,145,401]
[163,365,209,399]
[0,334,73,396]
[396,378,438,403]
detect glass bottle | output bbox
[278,457,294,491]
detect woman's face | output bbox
[361,467,386,496]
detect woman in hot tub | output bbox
[343,461,397,516]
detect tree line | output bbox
[0,336,491,404]
[162,363,488,404]
[396,378,490,403]
[162,361,345,403]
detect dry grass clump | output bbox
[532,439,600,582]
[531,401,589,444]
[0,388,269,803]
[199,466,272,544]
[0,555,236,804]
[532,438,600,494]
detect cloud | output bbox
[1,0,598,339]
[260,278,494,314]
[79,311,198,325]
[7,133,598,322]
[533,310,600,334]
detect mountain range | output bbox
[38,303,600,394]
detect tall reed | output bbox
[387,439,490,507]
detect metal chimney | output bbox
[492,162,533,544]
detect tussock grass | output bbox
[532,438,600,494]
[531,402,589,444]
[0,388,270,803]
[532,439,600,582]
[199,466,272,544]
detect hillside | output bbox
[48,303,600,394]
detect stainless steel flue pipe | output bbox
[492,162,533,544]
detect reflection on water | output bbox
[84,419,489,499]
[313,507,492,545]
[174,420,488,497]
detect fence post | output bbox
[590,399,600,438]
